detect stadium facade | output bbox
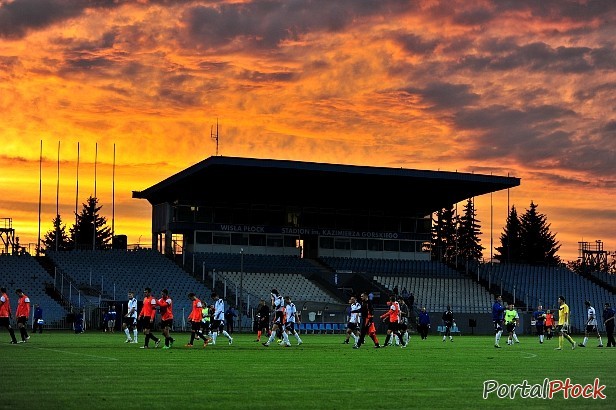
[133,156,520,260]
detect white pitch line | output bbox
[521,351,537,358]
[31,346,119,361]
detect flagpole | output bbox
[56,141,60,251]
[75,142,80,250]
[112,143,115,240]
[93,142,97,250]
[37,140,42,256]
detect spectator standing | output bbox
[33,304,44,334]
[603,303,615,347]
[418,307,430,340]
[225,305,238,334]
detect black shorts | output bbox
[274,311,284,325]
[201,322,211,333]
[493,320,503,332]
[211,319,224,332]
[586,325,598,334]
[285,322,296,332]
[506,323,516,333]
[190,321,201,332]
[0,317,10,328]
[258,318,269,330]
[398,321,408,332]
[139,317,154,330]
[160,319,173,329]
[17,316,27,325]
[123,317,136,328]
[346,322,359,332]
[535,324,544,334]
[387,321,399,332]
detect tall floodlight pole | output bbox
[239,248,244,333]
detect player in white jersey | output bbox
[343,296,361,346]
[282,296,302,346]
[123,291,138,343]
[579,301,603,347]
[262,289,291,347]
[210,292,233,345]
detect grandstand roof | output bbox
[133,156,520,214]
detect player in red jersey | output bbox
[157,289,175,349]
[138,287,160,349]
[15,289,31,343]
[0,287,18,344]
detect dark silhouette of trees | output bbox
[495,201,560,265]
[41,214,72,252]
[494,205,522,263]
[70,196,112,250]
[431,206,457,263]
[456,198,483,262]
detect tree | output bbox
[456,198,484,262]
[70,196,112,250]
[41,214,72,252]
[494,205,522,263]
[431,206,457,263]
[519,201,561,265]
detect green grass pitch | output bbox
[1,331,613,409]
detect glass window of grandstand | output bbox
[231,233,249,246]
[267,235,284,247]
[233,206,251,225]
[400,218,416,233]
[251,205,270,225]
[284,235,299,248]
[214,207,232,224]
[368,239,383,251]
[336,209,354,229]
[351,238,367,250]
[195,206,213,223]
[319,209,336,229]
[334,238,351,250]
[382,216,398,232]
[399,240,415,253]
[384,239,399,252]
[286,208,300,227]
[249,234,266,247]
[320,237,334,249]
[213,232,231,245]
[196,231,212,244]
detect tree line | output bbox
[41,196,112,252]
[431,199,561,266]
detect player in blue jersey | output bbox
[532,305,546,344]
[492,295,505,348]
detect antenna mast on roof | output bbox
[211,118,220,156]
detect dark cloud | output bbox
[0,0,84,39]
[401,81,480,110]
[457,41,606,74]
[495,0,616,23]
[180,0,413,50]
[394,33,439,56]
[0,0,187,40]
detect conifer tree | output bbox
[519,201,560,265]
[41,214,72,252]
[456,198,483,262]
[70,196,112,250]
[494,205,522,263]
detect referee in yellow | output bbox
[555,295,576,350]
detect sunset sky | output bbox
[1,0,614,262]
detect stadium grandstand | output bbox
[2,156,614,335]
